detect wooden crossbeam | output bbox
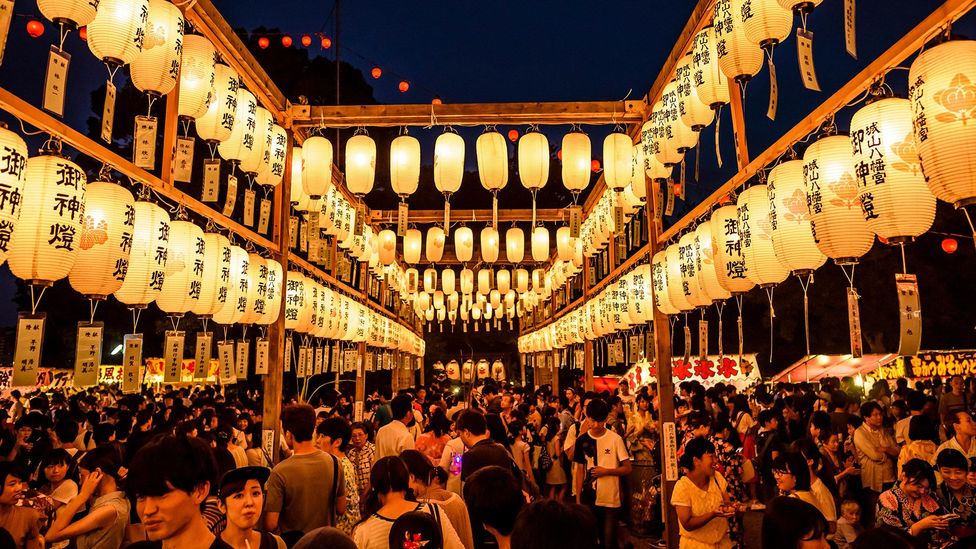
[369,209,568,224]
[289,101,646,128]
[659,0,976,244]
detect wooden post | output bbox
[392,350,400,393]
[520,354,526,388]
[550,350,560,397]
[583,340,594,392]
[645,171,678,548]
[261,134,292,466]
[355,341,366,420]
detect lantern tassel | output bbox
[88,299,99,324]
[715,104,724,168]
[130,307,142,334]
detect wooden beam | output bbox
[0,85,278,253]
[290,101,646,128]
[370,208,568,224]
[658,0,976,244]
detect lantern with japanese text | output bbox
[481,227,499,263]
[217,87,257,166]
[259,259,282,325]
[803,135,875,263]
[38,0,98,30]
[693,221,732,302]
[213,245,248,325]
[239,253,267,324]
[662,80,699,156]
[767,160,826,274]
[713,0,763,85]
[177,35,217,119]
[741,0,792,50]
[195,64,239,143]
[709,205,756,294]
[693,26,732,109]
[240,107,272,176]
[256,123,287,188]
[130,0,184,97]
[87,0,149,66]
[562,132,591,199]
[677,54,715,131]
[283,271,306,331]
[0,127,28,266]
[114,201,170,307]
[8,151,87,286]
[455,227,474,263]
[738,185,788,286]
[664,244,693,312]
[651,250,679,315]
[678,231,710,308]
[850,97,935,240]
[505,227,524,263]
[190,232,230,318]
[68,178,135,299]
[346,133,376,196]
[156,220,205,316]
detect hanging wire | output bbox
[130,307,142,334]
[764,286,776,363]
[28,285,46,315]
[797,273,814,358]
[715,301,725,356]
[88,299,99,324]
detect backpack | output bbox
[388,503,443,549]
[538,440,553,472]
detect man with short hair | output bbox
[896,390,926,445]
[0,461,41,549]
[937,410,976,461]
[457,410,511,483]
[373,394,416,462]
[464,466,524,549]
[573,398,631,549]
[264,404,346,536]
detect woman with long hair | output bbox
[541,416,567,500]
[400,450,474,549]
[416,408,452,466]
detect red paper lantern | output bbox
[281,35,293,47]
[78,26,87,41]
[371,67,382,79]
[591,159,601,172]
[432,97,442,105]
[507,129,518,142]
[257,37,270,49]
[942,237,959,254]
[398,80,409,93]
[301,35,312,47]
[321,37,332,49]
[26,20,44,38]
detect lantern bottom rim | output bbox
[954,197,976,209]
[882,236,915,245]
[25,280,54,288]
[83,294,108,301]
[833,257,860,266]
[792,269,814,278]
[51,18,81,31]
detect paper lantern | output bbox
[851,98,935,240]
[390,135,420,197]
[87,0,149,65]
[68,180,135,299]
[693,26,731,108]
[258,257,282,325]
[8,153,86,285]
[477,131,508,192]
[518,132,550,190]
[603,132,633,192]
[38,0,98,29]
[677,54,715,131]
[646,101,684,167]
[741,0,793,48]
[496,269,511,294]
[803,135,875,263]
[297,136,331,200]
[478,268,492,295]
[283,271,306,331]
[288,146,309,210]
[562,132,591,196]
[515,269,529,293]
[0,127,28,267]
[425,227,446,262]
[442,268,456,295]
[909,40,976,208]
[190,232,230,317]
[195,64,239,143]
[651,250,680,315]
[710,205,756,294]
[713,0,764,84]
[424,268,438,294]
[404,229,422,264]
[256,123,287,188]
[239,253,266,325]
[455,227,474,262]
[434,132,464,194]
[531,226,549,262]
[777,0,822,12]
[346,133,376,196]
[378,229,397,265]
[555,227,572,261]
[662,80,699,154]
[177,35,217,119]
[737,185,788,286]
[678,231,710,308]
[405,268,419,293]
[213,245,249,325]
[664,244,694,312]
[505,227,524,263]
[114,201,170,307]
[156,220,205,315]
[130,0,183,97]
[240,107,273,175]
[479,226,499,263]
[767,160,826,273]
[691,222,732,303]
[217,87,258,166]
[460,268,474,295]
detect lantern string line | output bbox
[963,208,976,253]
[147,95,158,117]
[57,24,69,52]
[130,308,142,334]
[798,273,812,358]
[899,243,908,274]
[207,143,218,160]
[104,63,120,85]
[715,301,725,357]
[694,138,701,183]
[88,300,99,324]
[669,315,677,358]
[734,294,744,367]
[14,117,45,137]
[714,104,724,169]
[202,318,208,333]
[765,286,775,363]
[169,316,179,332]
[28,285,45,315]
[180,119,191,138]
[222,326,229,342]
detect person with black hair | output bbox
[401,450,474,549]
[937,410,976,461]
[762,496,830,549]
[416,408,452,466]
[572,398,631,549]
[792,439,838,525]
[772,450,825,517]
[37,448,77,517]
[215,467,285,549]
[876,458,948,541]
[456,411,510,484]
[0,461,42,549]
[969,457,976,490]
[125,434,228,549]
[462,465,522,549]
[897,416,938,477]
[670,436,736,548]
[934,448,976,542]
[855,401,898,503]
[315,417,361,535]
[895,391,927,446]
[509,499,597,549]
[44,445,129,549]
[374,394,416,463]
[264,404,346,537]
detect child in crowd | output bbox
[833,500,863,549]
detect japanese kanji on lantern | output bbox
[129,0,184,101]
[713,0,763,91]
[212,245,248,326]
[767,159,826,275]
[156,219,205,317]
[87,0,149,67]
[190,232,231,319]
[114,200,171,311]
[0,125,28,267]
[195,64,239,144]
[67,174,136,300]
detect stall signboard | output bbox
[621,354,761,391]
[99,358,219,385]
[878,351,976,380]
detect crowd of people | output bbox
[0,372,973,548]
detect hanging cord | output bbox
[963,208,976,253]
[798,273,814,358]
[180,118,191,138]
[201,317,209,333]
[694,133,701,183]
[147,95,158,117]
[57,24,71,51]
[88,299,99,324]
[899,242,908,275]
[669,316,678,358]
[169,316,180,332]
[734,294,745,366]
[28,285,46,315]
[207,142,218,160]
[222,325,229,342]
[715,301,725,356]
[105,62,121,84]
[130,307,142,334]
[765,286,776,363]
[714,104,724,168]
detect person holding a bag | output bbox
[670,436,739,549]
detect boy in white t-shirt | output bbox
[574,398,632,549]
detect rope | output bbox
[765,286,776,363]
[88,299,99,324]
[29,285,46,315]
[798,273,813,358]
[963,208,976,253]
[715,301,725,356]
[899,242,908,274]
[131,307,142,334]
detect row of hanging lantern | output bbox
[436,358,507,383]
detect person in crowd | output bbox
[772,451,825,517]
[625,393,656,461]
[348,422,376,513]
[710,418,747,504]
[457,410,511,484]
[374,394,416,462]
[216,467,286,549]
[793,439,838,526]
[895,391,926,445]
[671,436,736,549]
[762,496,830,549]
[541,416,567,500]
[819,429,859,502]
[509,499,598,549]
[897,416,939,478]
[315,417,361,536]
[0,461,42,549]
[125,434,229,549]
[401,450,474,549]
[934,448,976,542]
[833,500,864,549]
[755,408,785,501]
[939,375,968,422]
[876,458,948,542]
[416,408,452,465]
[573,397,631,549]
[937,410,976,461]
[264,404,346,537]
[507,421,533,483]
[969,457,976,490]
[855,401,898,521]
[352,456,463,549]
[292,527,356,549]
[463,465,523,549]
[37,449,78,517]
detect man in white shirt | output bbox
[573,398,631,549]
[373,394,415,463]
[895,391,925,445]
[936,410,976,461]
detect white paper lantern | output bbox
[38,0,98,29]
[562,132,591,195]
[259,259,283,325]
[767,160,826,273]
[678,231,710,307]
[738,185,789,286]
[677,54,716,131]
[442,268,456,295]
[477,131,508,192]
[515,268,529,294]
[693,26,732,108]
[390,134,420,197]
[434,132,464,194]
[8,153,86,285]
[211,245,248,325]
[346,134,376,196]
[87,0,149,66]
[424,268,438,294]
[404,229,422,264]
[288,146,309,210]
[709,204,756,294]
[909,40,976,208]
[156,220,204,315]
[603,132,633,192]
[478,268,492,295]
[283,271,306,331]
[177,35,217,119]
[480,226,499,263]
[68,180,135,298]
[190,232,230,317]
[256,123,287,188]
[713,0,764,84]
[662,80,699,154]
[850,97,936,240]
[692,222,732,302]
[239,253,266,324]
[777,0,822,12]
[803,135,875,263]
[130,0,183,97]
[0,127,28,266]
[378,229,397,265]
[240,107,272,175]
[505,227,524,263]
[496,269,511,294]
[556,227,573,261]
[195,64,239,143]
[424,226,445,263]
[519,131,550,191]
[664,244,693,312]
[460,268,474,295]
[741,0,793,48]
[217,87,257,166]
[455,227,474,263]
[114,201,170,307]
[651,250,680,315]
[531,226,549,262]
[300,136,332,200]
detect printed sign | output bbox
[133,116,158,170]
[258,198,272,234]
[218,341,236,385]
[73,322,103,388]
[202,160,220,202]
[101,80,116,143]
[235,339,249,380]
[172,137,194,183]
[121,334,143,394]
[255,338,269,375]
[896,274,922,357]
[222,174,238,217]
[663,422,679,481]
[163,331,185,383]
[194,332,212,380]
[43,46,70,116]
[12,313,45,387]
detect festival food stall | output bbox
[621,354,762,392]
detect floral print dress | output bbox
[336,456,362,535]
[876,484,943,544]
